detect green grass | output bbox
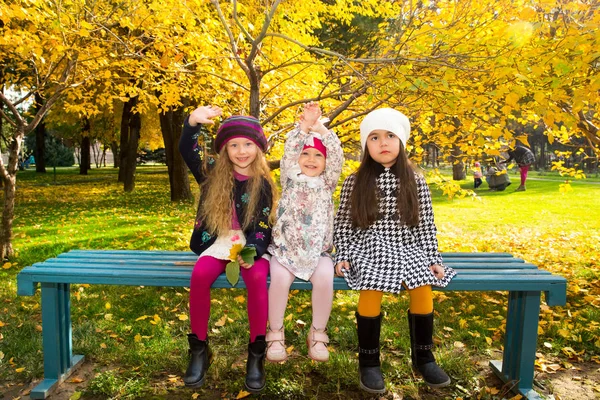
[1,165,599,399]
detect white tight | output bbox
[268,256,334,330]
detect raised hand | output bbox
[299,102,322,133]
[188,105,223,126]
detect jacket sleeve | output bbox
[280,127,309,190]
[411,174,444,266]
[321,130,344,192]
[178,116,208,185]
[333,175,355,264]
[244,181,274,260]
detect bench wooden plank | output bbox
[18,267,566,306]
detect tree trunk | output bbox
[34,93,47,173]
[0,127,24,259]
[80,136,91,175]
[451,145,466,180]
[80,119,91,175]
[159,106,192,201]
[118,99,133,182]
[1,174,16,259]
[111,141,119,168]
[123,106,140,193]
[539,139,546,170]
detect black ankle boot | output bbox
[184,334,212,388]
[356,312,385,394]
[408,312,450,388]
[245,335,266,393]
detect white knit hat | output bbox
[359,108,411,151]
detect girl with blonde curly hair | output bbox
[179,105,276,393]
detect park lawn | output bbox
[0,165,599,399]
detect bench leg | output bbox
[490,290,542,400]
[30,283,85,399]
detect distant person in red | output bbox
[502,144,535,192]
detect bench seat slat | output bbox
[24,263,552,277]
[62,249,518,258]
[17,267,566,302]
[39,258,537,269]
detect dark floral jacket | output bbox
[178,117,273,259]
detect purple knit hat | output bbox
[214,115,267,153]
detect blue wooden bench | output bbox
[17,250,567,399]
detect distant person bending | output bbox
[502,144,535,192]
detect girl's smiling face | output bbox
[366,130,400,167]
[226,138,258,175]
[298,147,326,177]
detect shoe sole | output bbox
[359,380,385,394]
[425,378,451,388]
[184,375,206,388]
[244,382,266,393]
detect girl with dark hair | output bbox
[179,105,277,393]
[334,108,456,394]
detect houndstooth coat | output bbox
[334,168,456,293]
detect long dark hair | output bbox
[350,142,419,228]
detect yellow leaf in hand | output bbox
[228,243,244,262]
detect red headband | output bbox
[302,136,327,158]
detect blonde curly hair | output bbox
[199,146,277,236]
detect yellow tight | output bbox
[357,285,433,317]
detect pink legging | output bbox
[189,255,269,342]
[520,164,530,186]
[268,256,334,330]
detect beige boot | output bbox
[265,326,287,362]
[515,185,526,192]
[307,326,329,362]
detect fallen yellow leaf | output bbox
[134,334,142,342]
[178,314,188,321]
[215,315,227,327]
[100,343,107,349]
[236,390,251,399]
[15,367,25,373]
[192,393,200,399]
[2,262,11,269]
[286,345,294,355]
[135,315,149,321]
[234,295,246,304]
[69,377,84,383]
[0,321,5,327]
[105,302,111,310]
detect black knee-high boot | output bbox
[184,334,212,388]
[245,335,266,393]
[408,312,451,388]
[356,312,385,394]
